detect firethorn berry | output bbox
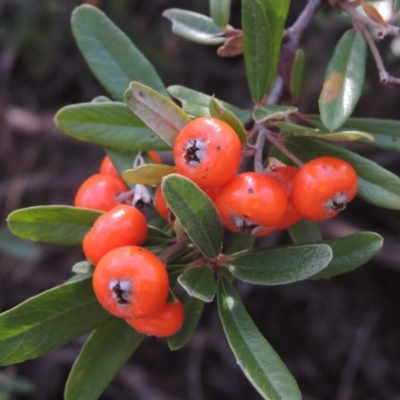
[83,204,148,265]
[214,172,288,236]
[173,117,242,189]
[74,173,129,212]
[100,156,120,179]
[148,151,162,164]
[154,185,175,226]
[266,165,302,230]
[291,156,358,221]
[93,245,169,319]
[126,299,184,337]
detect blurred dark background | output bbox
[1,0,400,399]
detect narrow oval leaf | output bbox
[290,49,305,103]
[65,319,142,400]
[123,164,176,185]
[217,277,301,400]
[361,1,388,27]
[242,0,270,103]
[319,29,367,131]
[71,5,167,101]
[253,105,298,123]
[288,220,322,245]
[162,174,222,259]
[227,244,332,285]
[168,85,252,124]
[284,136,400,210]
[144,225,174,247]
[162,8,227,45]
[0,278,112,366]
[178,266,216,302]
[278,121,374,142]
[168,293,204,351]
[55,102,170,151]
[7,206,101,246]
[210,0,231,28]
[311,232,383,279]
[125,82,191,148]
[209,98,247,143]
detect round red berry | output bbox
[291,156,358,221]
[173,117,242,189]
[83,204,148,265]
[100,156,120,179]
[93,246,169,319]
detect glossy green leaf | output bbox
[319,29,367,131]
[227,244,332,285]
[284,136,400,210]
[242,0,270,103]
[253,105,297,123]
[288,220,322,245]
[168,85,251,124]
[0,228,42,260]
[162,8,227,45]
[0,278,112,366]
[144,225,174,247]
[65,319,142,400]
[125,82,191,148]
[162,174,222,259]
[168,292,204,351]
[123,164,176,185]
[278,121,374,141]
[7,206,101,246]
[210,0,231,28]
[71,5,167,101]
[178,266,216,302]
[311,232,383,279]
[226,232,257,255]
[218,277,301,400]
[290,49,305,102]
[55,102,170,151]
[209,97,247,143]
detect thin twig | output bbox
[253,125,266,173]
[158,238,192,264]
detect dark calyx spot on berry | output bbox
[325,192,348,212]
[183,139,206,166]
[248,188,254,194]
[216,145,221,151]
[233,215,259,235]
[110,280,131,305]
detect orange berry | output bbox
[83,204,148,265]
[74,173,129,212]
[214,172,288,236]
[148,151,162,164]
[99,156,120,179]
[126,299,184,337]
[291,156,358,221]
[93,246,169,319]
[173,117,242,189]
[154,185,175,226]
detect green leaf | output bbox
[278,121,374,141]
[311,232,383,279]
[125,82,191,148]
[226,232,257,255]
[319,29,367,131]
[168,85,252,124]
[209,98,247,143]
[123,164,176,185]
[144,225,174,247]
[65,319,142,400]
[0,278,112,366]
[284,136,400,210]
[290,49,305,103]
[7,206,101,246]
[71,5,167,101]
[217,277,301,400]
[162,174,222,259]
[227,244,332,285]
[168,293,204,350]
[288,220,322,245]
[162,8,227,45]
[210,0,231,28]
[242,0,270,103]
[55,102,170,151]
[178,266,216,302]
[0,228,42,260]
[253,105,298,123]
[104,147,136,181]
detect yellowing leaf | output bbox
[320,71,343,102]
[361,1,388,27]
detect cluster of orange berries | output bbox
[155,117,358,235]
[74,154,184,338]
